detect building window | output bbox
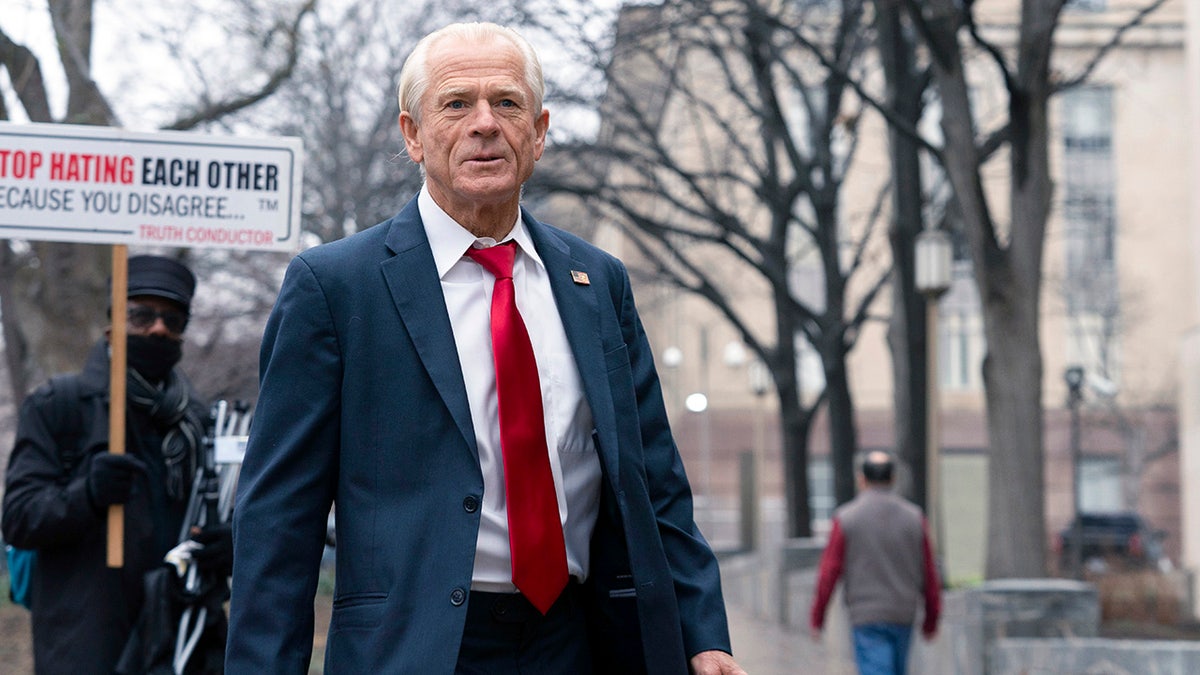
[783,84,826,159]
[1060,86,1119,380]
[940,309,983,391]
[1065,0,1106,11]
[809,457,835,525]
[792,0,837,10]
[938,260,984,392]
[1079,456,1122,512]
[788,262,827,397]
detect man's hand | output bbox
[689,650,747,675]
[86,453,147,509]
[190,523,234,576]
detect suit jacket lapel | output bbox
[380,201,477,459]
[525,211,620,482]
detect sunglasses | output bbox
[128,304,189,333]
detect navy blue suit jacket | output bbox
[226,198,731,673]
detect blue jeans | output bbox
[851,623,913,675]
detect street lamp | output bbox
[722,340,748,369]
[661,345,683,369]
[745,359,771,551]
[720,340,772,552]
[748,359,771,398]
[915,228,953,548]
[1065,365,1085,578]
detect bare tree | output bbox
[528,0,891,536]
[899,0,1171,577]
[264,1,435,244]
[0,0,317,404]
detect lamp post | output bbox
[1065,365,1085,578]
[747,360,772,456]
[692,326,712,503]
[915,228,953,548]
[685,390,711,537]
[662,343,716,535]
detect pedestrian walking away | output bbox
[810,450,941,675]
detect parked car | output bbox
[1057,511,1168,572]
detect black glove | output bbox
[86,453,147,510]
[190,523,233,576]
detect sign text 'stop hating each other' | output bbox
[0,122,304,252]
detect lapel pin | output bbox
[571,270,590,285]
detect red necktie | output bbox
[466,241,568,614]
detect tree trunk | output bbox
[779,382,814,538]
[914,0,1059,578]
[0,242,109,402]
[978,0,1056,578]
[20,243,111,381]
[0,246,32,398]
[876,0,929,508]
[981,295,1046,577]
[812,182,861,506]
[773,293,814,537]
[824,347,859,506]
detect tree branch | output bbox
[962,0,1017,96]
[164,0,318,130]
[902,0,956,72]
[48,0,118,125]
[0,27,54,122]
[1143,435,1178,465]
[843,266,892,351]
[978,121,1012,163]
[772,11,943,160]
[1057,0,1172,91]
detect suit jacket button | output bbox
[463,496,479,513]
[450,588,467,606]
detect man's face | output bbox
[126,295,187,341]
[399,37,549,225]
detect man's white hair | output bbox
[397,22,545,124]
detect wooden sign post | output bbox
[108,246,128,567]
[0,122,303,567]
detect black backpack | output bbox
[7,373,88,608]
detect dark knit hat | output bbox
[126,255,196,311]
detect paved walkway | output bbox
[727,605,859,674]
[727,605,818,673]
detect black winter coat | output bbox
[1,340,208,675]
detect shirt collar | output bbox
[417,184,543,278]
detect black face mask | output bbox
[127,334,183,383]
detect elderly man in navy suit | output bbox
[225,22,745,675]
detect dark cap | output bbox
[126,255,196,310]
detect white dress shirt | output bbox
[418,186,601,592]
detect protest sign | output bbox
[0,122,303,251]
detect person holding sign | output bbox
[2,255,231,675]
[226,22,744,675]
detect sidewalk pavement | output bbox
[727,604,862,674]
[727,604,819,673]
